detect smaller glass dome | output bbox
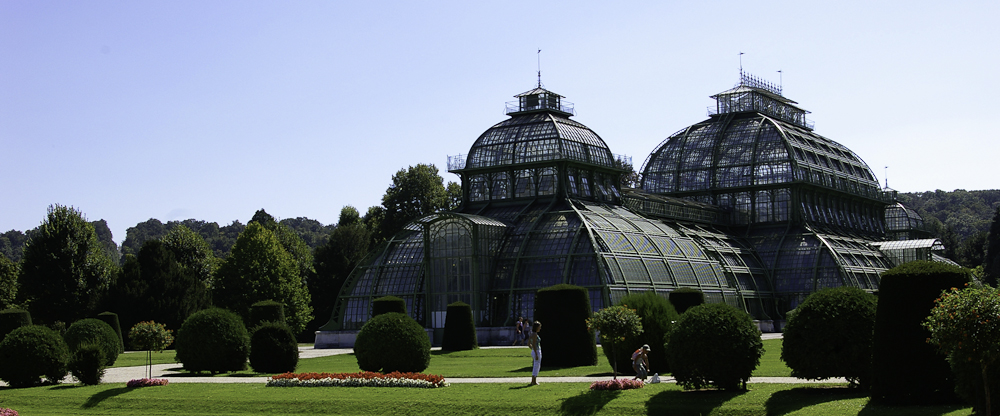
[461,88,616,170]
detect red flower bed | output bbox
[269,371,446,388]
[589,379,645,390]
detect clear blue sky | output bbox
[2,1,998,244]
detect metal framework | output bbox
[322,78,948,333]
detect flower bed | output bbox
[0,407,18,416]
[127,378,169,388]
[589,379,645,391]
[267,371,447,388]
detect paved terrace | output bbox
[6,333,847,386]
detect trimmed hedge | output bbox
[441,301,477,351]
[666,303,763,391]
[0,309,32,342]
[250,300,286,329]
[68,343,105,385]
[603,291,678,375]
[371,296,407,317]
[669,288,705,315]
[871,260,970,405]
[534,284,596,367]
[63,319,120,366]
[175,308,250,374]
[249,322,299,373]
[0,325,69,387]
[781,287,877,388]
[354,312,430,373]
[95,312,124,354]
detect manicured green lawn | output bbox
[113,339,793,379]
[0,382,971,415]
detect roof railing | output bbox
[505,100,575,116]
[447,154,466,172]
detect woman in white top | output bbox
[527,321,542,386]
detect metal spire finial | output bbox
[537,49,543,88]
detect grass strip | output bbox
[0,382,971,415]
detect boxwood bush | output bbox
[0,325,69,387]
[781,287,877,388]
[249,300,286,330]
[249,322,299,373]
[354,312,429,373]
[63,319,121,366]
[68,343,105,385]
[371,296,407,317]
[441,301,477,351]
[669,288,704,314]
[175,308,250,374]
[603,291,678,375]
[534,284,596,367]
[871,260,970,405]
[0,309,31,342]
[666,303,763,390]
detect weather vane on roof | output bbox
[537,49,543,88]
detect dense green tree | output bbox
[363,206,386,246]
[0,230,28,263]
[310,210,371,331]
[957,231,989,269]
[279,217,336,249]
[90,219,121,265]
[985,207,1000,287]
[18,205,116,324]
[379,164,450,241]
[121,218,166,256]
[250,209,315,285]
[111,240,211,333]
[0,255,17,309]
[162,225,218,286]
[213,222,312,333]
[338,206,362,227]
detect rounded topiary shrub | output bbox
[250,300,286,330]
[669,288,705,315]
[68,343,105,385]
[781,287,877,388]
[603,291,678,375]
[0,325,69,387]
[249,322,299,373]
[96,312,124,354]
[871,260,970,405]
[441,301,477,351]
[175,308,250,374]
[534,284,596,367]
[0,308,32,342]
[371,296,407,317]
[666,303,763,390]
[64,319,121,366]
[354,312,430,373]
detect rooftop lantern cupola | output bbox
[710,71,814,130]
[505,88,575,117]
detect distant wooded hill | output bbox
[3,190,999,267]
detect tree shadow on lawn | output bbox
[646,388,746,416]
[558,389,622,416]
[82,386,132,409]
[765,386,866,416]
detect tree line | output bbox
[0,164,459,340]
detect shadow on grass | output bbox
[646,388,745,416]
[857,399,970,416]
[82,386,132,408]
[765,386,866,415]
[558,389,622,416]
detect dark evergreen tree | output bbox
[310,207,372,331]
[0,255,17,309]
[18,205,116,324]
[108,240,211,333]
[985,207,1000,287]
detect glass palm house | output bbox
[316,73,945,347]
